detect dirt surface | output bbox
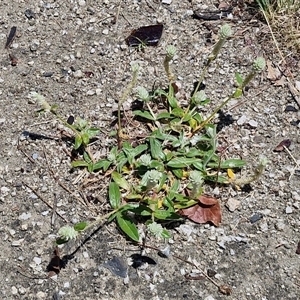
[1,1,300,299]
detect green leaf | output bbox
[111,171,131,191]
[129,205,152,216]
[132,144,148,157]
[171,107,184,118]
[56,238,69,245]
[87,163,94,173]
[92,159,112,171]
[161,229,171,239]
[172,168,183,178]
[86,128,100,138]
[71,160,89,168]
[167,157,198,168]
[74,222,87,231]
[81,132,90,145]
[156,112,172,119]
[133,110,156,121]
[235,72,243,85]
[150,138,165,160]
[192,161,204,171]
[220,159,246,168]
[154,210,182,220]
[149,160,165,171]
[116,213,139,242]
[233,88,243,98]
[109,182,121,208]
[157,173,168,192]
[169,179,180,199]
[74,135,82,149]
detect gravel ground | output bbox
[0,1,300,299]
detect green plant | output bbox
[31,24,266,244]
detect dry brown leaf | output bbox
[274,76,286,86]
[266,60,281,81]
[179,195,221,226]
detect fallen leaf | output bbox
[179,195,221,226]
[274,76,286,86]
[266,60,281,81]
[274,139,291,152]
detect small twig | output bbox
[283,145,299,180]
[22,181,68,223]
[51,193,58,227]
[42,147,87,207]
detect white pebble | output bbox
[102,29,109,35]
[11,286,18,295]
[19,212,31,220]
[237,115,247,125]
[285,206,293,214]
[248,120,258,127]
[33,257,42,265]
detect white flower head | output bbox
[29,92,51,112]
[58,226,78,241]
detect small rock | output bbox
[286,206,293,214]
[162,0,172,4]
[102,29,109,35]
[1,186,10,193]
[33,257,42,265]
[19,212,31,220]
[226,198,240,212]
[248,119,258,127]
[275,219,285,231]
[204,296,216,300]
[237,115,247,125]
[30,39,40,51]
[11,239,24,246]
[18,286,26,295]
[259,221,268,232]
[86,90,95,96]
[73,70,84,78]
[11,286,18,295]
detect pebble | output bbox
[1,186,10,193]
[86,90,95,96]
[259,221,268,232]
[73,70,84,78]
[226,198,240,212]
[162,0,172,4]
[275,219,285,231]
[248,120,258,127]
[11,286,18,295]
[204,296,216,300]
[237,115,247,125]
[19,212,31,220]
[102,29,109,35]
[30,39,40,51]
[285,206,293,214]
[33,257,42,265]
[11,239,24,246]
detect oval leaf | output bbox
[111,171,131,191]
[109,182,121,208]
[74,222,87,231]
[116,213,139,242]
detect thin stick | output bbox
[22,181,68,223]
[283,145,300,180]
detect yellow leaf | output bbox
[227,168,235,179]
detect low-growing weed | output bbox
[30,24,266,244]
